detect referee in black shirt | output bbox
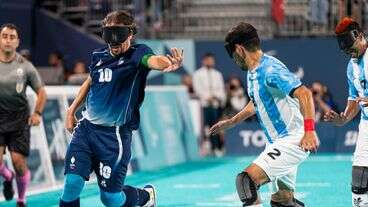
[0,24,46,207]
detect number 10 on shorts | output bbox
[99,162,112,179]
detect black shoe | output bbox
[271,198,305,207]
[294,198,305,207]
[16,201,26,207]
[2,174,14,201]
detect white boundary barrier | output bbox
[0,85,201,200]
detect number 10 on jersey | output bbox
[98,68,112,82]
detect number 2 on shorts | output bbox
[267,148,281,160]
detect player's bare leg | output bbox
[245,164,269,184]
[11,151,30,206]
[11,152,27,175]
[0,146,5,164]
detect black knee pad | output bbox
[236,172,259,206]
[352,166,368,194]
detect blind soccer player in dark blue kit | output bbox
[59,11,184,207]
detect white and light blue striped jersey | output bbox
[247,54,304,143]
[347,50,368,120]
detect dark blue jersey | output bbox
[82,44,154,129]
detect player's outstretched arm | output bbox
[147,48,184,72]
[324,100,359,126]
[293,86,320,152]
[65,76,92,133]
[209,101,256,135]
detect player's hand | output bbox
[207,96,217,106]
[323,110,347,126]
[65,110,77,134]
[356,97,368,107]
[28,113,41,126]
[300,131,319,152]
[209,119,234,135]
[163,48,184,72]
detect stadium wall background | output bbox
[0,3,351,109]
[225,120,360,155]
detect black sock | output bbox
[59,198,80,207]
[122,185,149,207]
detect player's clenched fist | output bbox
[65,110,77,134]
[28,113,41,126]
[300,131,320,152]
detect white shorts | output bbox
[253,137,309,193]
[353,120,368,167]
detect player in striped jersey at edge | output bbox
[325,17,368,207]
[210,22,319,207]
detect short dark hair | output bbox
[50,51,63,60]
[0,23,20,38]
[102,10,135,27]
[225,22,260,52]
[202,52,215,59]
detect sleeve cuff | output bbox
[140,54,154,68]
[288,83,302,97]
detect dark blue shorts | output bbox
[64,119,132,192]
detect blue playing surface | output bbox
[0,154,353,207]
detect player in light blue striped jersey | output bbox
[325,17,368,207]
[210,22,319,207]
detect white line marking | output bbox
[174,184,221,189]
[297,182,331,187]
